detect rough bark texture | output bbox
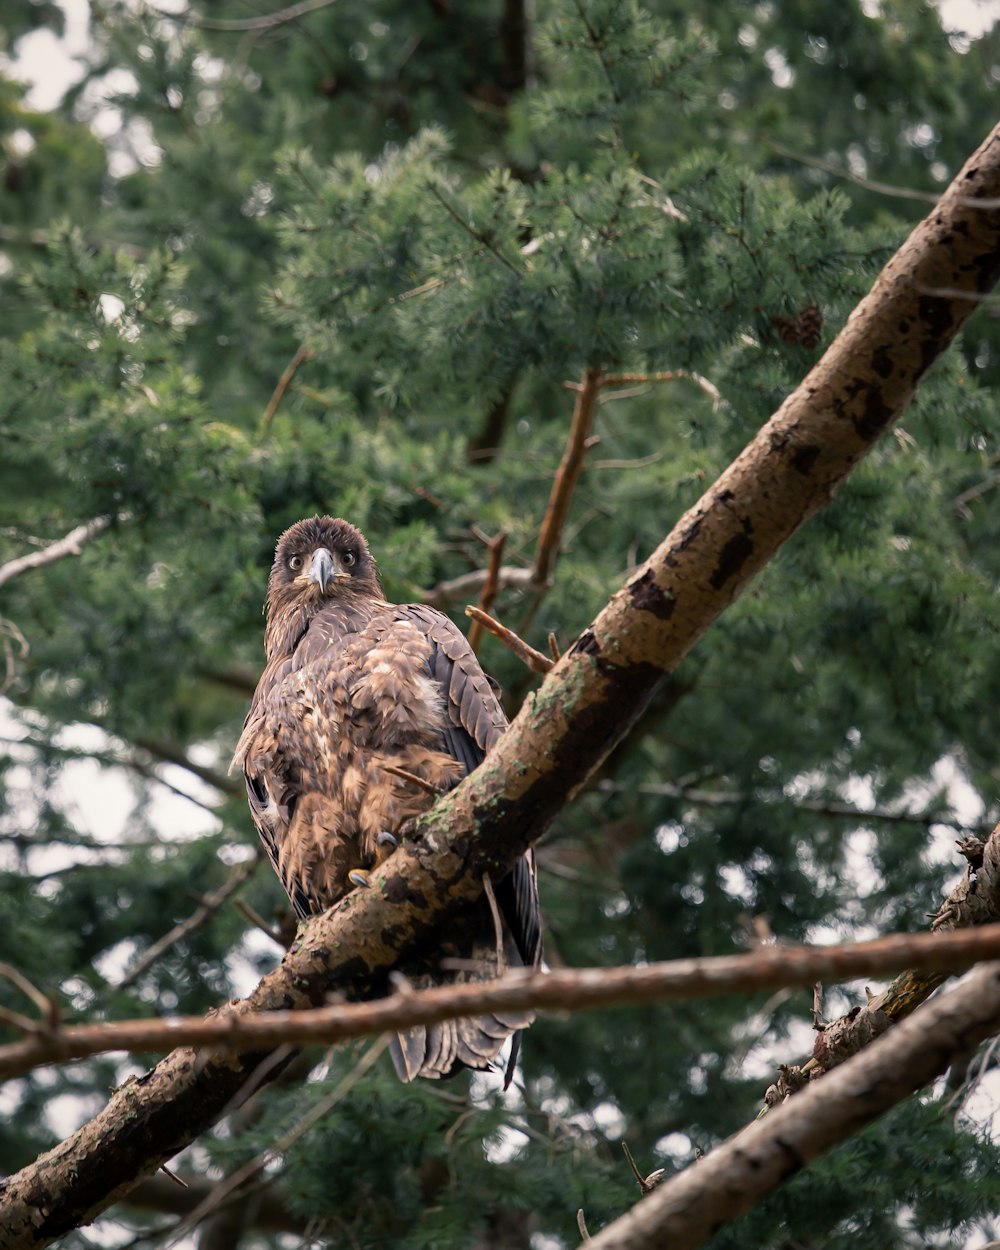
[3,123,1000,1250]
[584,962,1000,1250]
[5,925,1000,1079]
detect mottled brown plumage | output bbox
[233,516,541,1081]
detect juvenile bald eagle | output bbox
[233,516,541,1082]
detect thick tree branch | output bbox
[0,517,111,590]
[585,961,1000,1250]
[3,926,1000,1080]
[4,122,1000,1250]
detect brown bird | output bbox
[233,515,541,1082]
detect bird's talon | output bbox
[376,830,398,849]
[348,869,372,889]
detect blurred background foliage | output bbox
[2,0,1000,1246]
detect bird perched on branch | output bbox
[233,515,541,1082]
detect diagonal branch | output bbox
[118,857,259,990]
[2,925,1000,1080]
[4,120,1000,1250]
[532,366,602,588]
[584,961,1000,1250]
[464,606,554,674]
[0,517,112,591]
[466,529,507,653]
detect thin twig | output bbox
[381,764,443,797]
[163,1037,388,1248]
[0,517,112,590]
[467,531,508,653]
[232,898,287,948]
[533,367,603,587]
[259,344,314,434]
[594,779,992,833]
[0,1005,44,1036]
[464,607,554,674]
[482,873,505,971]
[622,1141,646,1190]
[812,982,824,1028]
[427,182,523,275]
[0,961,58,1028]
[421,565,535,609]
[6,926,1000,1080]
[119,858,259,989]
[598,369,721,408]
[135,737,242,796]
[763,137,941,204]
[577,1209,591,1241]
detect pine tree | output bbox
[3,2,1000,1247]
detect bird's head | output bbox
[265,516,383,633]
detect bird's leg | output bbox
[348,831,399,890]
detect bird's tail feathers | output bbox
[389,929,534,1084]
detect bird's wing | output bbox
[231,648,331,919]
[399,604,542,971]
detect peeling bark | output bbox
[3,123,1000,1250]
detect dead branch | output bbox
[467,530,508,653]
[381,763,445,796]
[464,606,554,673]
[622,1142,663,1195]
[4,121,1000,1249]
[533,366,602,587]
[118,857,259,989]
[164,1038,386,1245]
[420,565,535,609]
[778,823,1000,1089]
[584,962,1000,1250]
[119,1173,307,1237]
[231,898,287,948]
[0,517,112,591]
[258,344,313,434]
[3,925,1000,1081]
[598,369,721,408]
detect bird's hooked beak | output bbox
[307,547,342,593]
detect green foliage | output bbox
[3,1,1000,1247]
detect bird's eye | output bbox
[288,555,303,571]
[342,551,357,568]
